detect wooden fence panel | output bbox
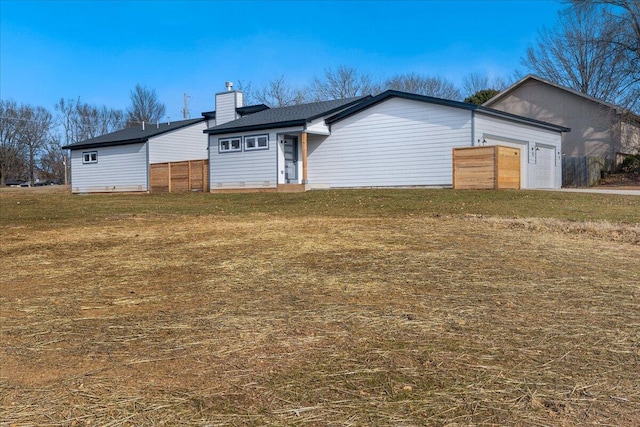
[453,146,520,190]
[150,163,170,193]
[149,160,209,193]
[496,146,520,189]
[170,162,190,193]
[453,146,496,189]
[562,156,605,187]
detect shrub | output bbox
[620,154,640,174]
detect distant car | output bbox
[34,179,61,186]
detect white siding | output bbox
[308,98,472,187]
[306,117,330,135]
[475,113,562,189]
[148,122,208,164]
[209,131,282,189]
[70,143,147,193]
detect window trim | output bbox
[244,134,269,151]
[82,151,98,164]
[218,137,242,153]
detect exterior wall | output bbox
[308,97,472,188]
[209,127,300,189]
[214,91,243,125]
[474,113,563,189]
[486,79,618,158]
[70,143,147,193]
[148,122,208,164]
[621,119,640,154]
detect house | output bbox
[62,118,210,193]
[483,74,640,162]
[64,84,569,193]
[206,88,569,191]
[63,83,273,193]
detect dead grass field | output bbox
[1,189,639,426]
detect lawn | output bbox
[1,188,639,426]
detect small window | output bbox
[219,137,241,153]
[83,151,98,164]
[245,134,269,151]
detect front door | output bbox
[284,137,298,183]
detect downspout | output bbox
[146,140,150,193]
[471,109,476,147]
[207,134,211,192]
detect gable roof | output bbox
[204,97,369,135]
[62,118,206,150]
[326,90,571,132]
[484,74,640,122]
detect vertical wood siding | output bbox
[148,122,208,164]
[70,143,147,193]
[308,98,472,187]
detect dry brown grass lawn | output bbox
[1,189,639,426]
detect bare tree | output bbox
[383,73,461,100]
[0,100,26,185]
[0,101,54,185]
[55,98,125,146]
[462,73,508,98]
[311,66,376,100]
[253,75,308,107]
[572,0,640,110]
[523,5,632,106]
[39,134,66,183]
[21,106,54,186]
[126,84,166,126]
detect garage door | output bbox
[534,146,555,188]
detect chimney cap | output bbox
[225,81,233,91]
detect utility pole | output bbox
[183,93,190,119]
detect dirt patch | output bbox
[599,172,640,188]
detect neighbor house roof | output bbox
[326,90,571,133]
[62,118,206,150]
[483,74,640,123]
[204,97,370,135]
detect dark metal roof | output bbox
[62,118,206,150]
[204,97,369,135]
[326,90,571,133]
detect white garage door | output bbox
[535,145,555,188]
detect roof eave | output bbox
[326,90,475,125]
[62,137,148,150]
[204,119,307,135]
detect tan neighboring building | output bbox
[484,75,640,163]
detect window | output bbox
[245,134,269,151]
[83,151,98,164]
[219,137,241,153]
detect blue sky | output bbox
[1,0,565,120]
